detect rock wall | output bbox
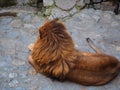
[0,0,119,18]
[42,0,119,19]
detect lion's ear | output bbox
[45,19,50,24]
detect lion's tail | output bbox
[86,38,104,54]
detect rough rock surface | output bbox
[55,0,77,10]
[76,0,85,7]
[49,7,70,19]
[43,0,54,6]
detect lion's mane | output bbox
[31,19,78,80]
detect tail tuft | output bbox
[86,37,93,43]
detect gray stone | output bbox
[9,73,18,78]
[76,0,85,7]
[23,15,32,23]
[9,79,19,87]
[12,59,26,66]
[5,49,16,55]
[84,0,90,4]
[19,30,36,44]
[24,24,36,29]
[31,16,43,23]
[0,38,16,49]
[49,8,69,19]
[0,60,7,67]
[19,73,27,78]
[94,4,101,9]
[44,8,52,16]
[18,65,29,71]
[1,25,13,31]
[10,20,23,28]
[55,0,77,10]
[6,30,20,39]
[3,55,12,62]
[43,0,54,6]
[69,7,78,15]
[91,14,101,22]
[0,18,13,25]
[15,41,28,53]
[111,21,119,27]
[0,71,8,79]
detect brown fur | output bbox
[28,19,120,85]
[30,19,78,80]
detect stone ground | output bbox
[0,7,120,90]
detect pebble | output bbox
[5,49,16,55]
[76,0,85,7]
[0,38,16,49]
[12,59,26,66]
[24,24,36,29]
[2,55,12,63]
[44,8,52,16]
[1,25,13,31]
[92,14,101,22]
[49,7,69,18]
[10,20,23,28]
[9,79,19,87]
[69,7,78,15]
[55,0,77,10]
[0,71,8,78]
[0,18,13,25]
[31,16,42,23]
[43,0,54,6]
[19,73,27,78]
[0,61,7,67]
[111,21,119,27]
[15,41,28,53]
[6,30,20,39]
[23,15,32,23]
[9,73,18,78]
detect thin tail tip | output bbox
[86,37,91,42]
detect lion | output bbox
[28,18,120,86]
